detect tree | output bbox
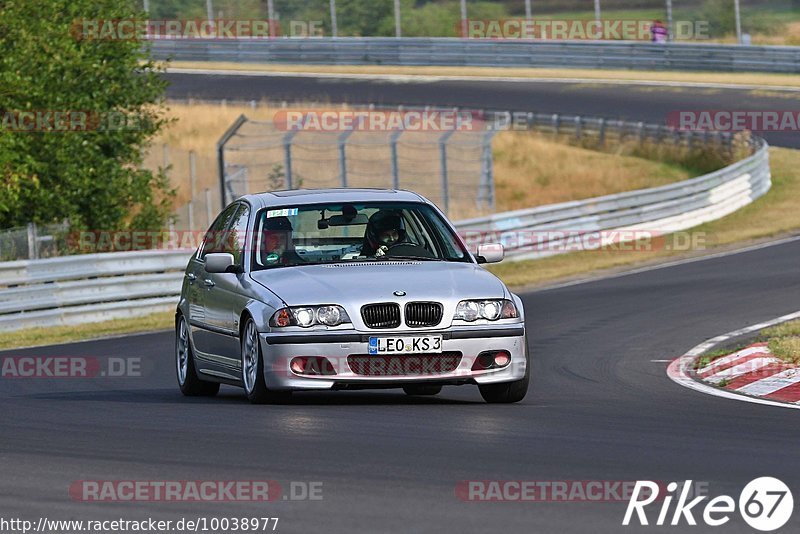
[0,0,174,231]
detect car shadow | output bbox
[21,387,483,405]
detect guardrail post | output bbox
[551,113,560,138]
[574,116,582,140]
[637,122,646,145]
[439,130,457,214]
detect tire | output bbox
[176,314,220,397]
[478,358,529,404]
[403,384,442,396]
[241,318,291,405]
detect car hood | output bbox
[249,261,507,306]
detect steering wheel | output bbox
[383,242,436,259]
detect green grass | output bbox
[693,319,800,370]
[0,311,174,350]
[761,319,800,364]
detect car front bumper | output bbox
[259,325,528,390]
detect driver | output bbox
[261,216,303,266]
[361,210,408,257]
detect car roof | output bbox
[241,188,431,210]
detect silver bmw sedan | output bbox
[175,188,529,404]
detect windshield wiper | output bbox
[381,255,444,262]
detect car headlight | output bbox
[270,305,351,328]
[454,299,518,322]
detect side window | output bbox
[228,204,250,266]
[198,204,239,261]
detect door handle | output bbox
[186,273,196,284]
[203,278,215,288]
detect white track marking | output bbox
[667,310,800,410]
[737,368,800,396]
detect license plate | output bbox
[368,336,442,355]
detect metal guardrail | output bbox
[0,120,770,332]
[455,140,770,260]
[0,250,190,331]
[152,38,800,73]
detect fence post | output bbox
[283,130,299,189]
[205,188,213,228]
[479,129,496,211]
[438,130,457,214]
[189,151,197,230]
[598,118,606,146]
[338,130,355,188]
[27,222,38,260]
[390,129,403,189]
[216,114,248,209]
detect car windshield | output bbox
[251,202,469,270]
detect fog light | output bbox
[289,357,336,376]
[472,350,511,371]
[290,357,307,374]
[493,352,511,367]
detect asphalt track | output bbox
[1,73,799,533]
[2,238,800,533]
[164,72,800,148]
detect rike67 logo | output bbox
[623,478,793,531]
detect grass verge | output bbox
[0,311,174,351]
[167,62,800,90]
[692,319,800,369]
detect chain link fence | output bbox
[217,107,498,221]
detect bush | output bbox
[0,0,174,232]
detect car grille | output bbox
[405,302,443,327]
[361,303,401,329]
[347,352,462,376]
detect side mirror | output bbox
[205,253,239,273]
[476,243,504,264]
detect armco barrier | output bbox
[151,38,800,74]
[0,132,770,332]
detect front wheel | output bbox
[478,361,529,404]
[176,315,220,397]
[241,318,291,405]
